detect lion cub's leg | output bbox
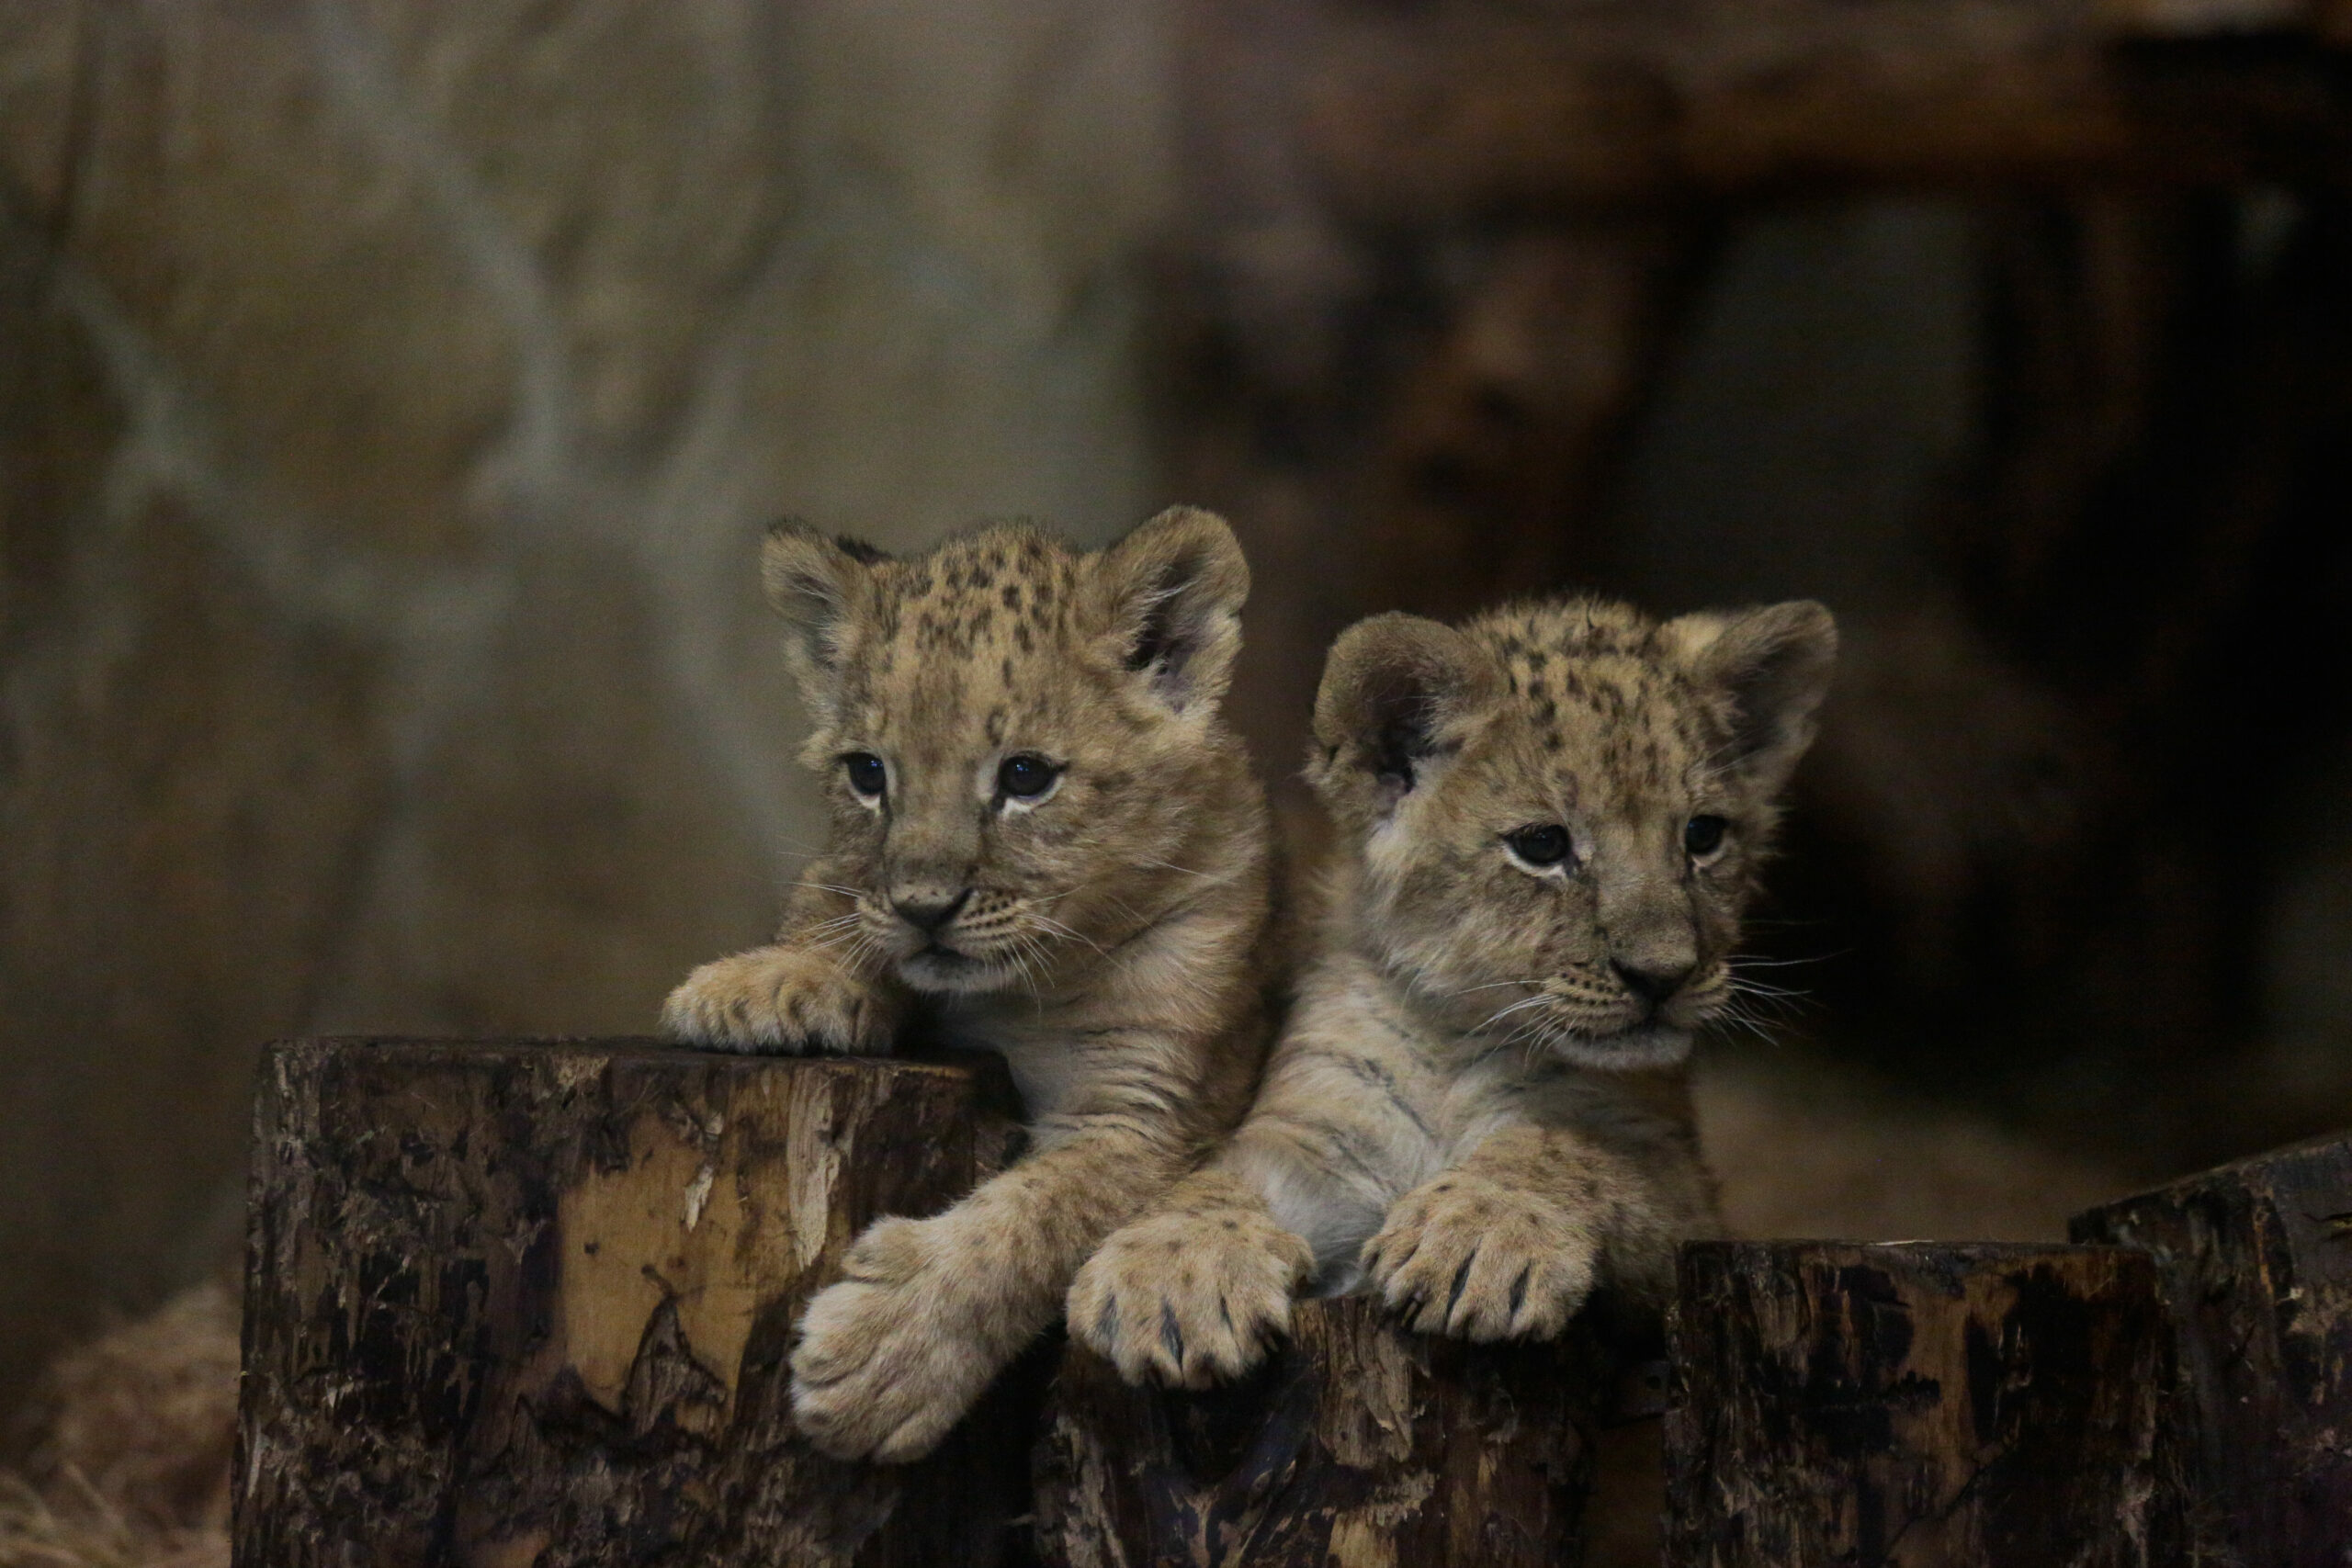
[1362,1121,1708,1341]
[661,940,901,1055]
[1067,1070,1411,1387]
[790,1112,1195,1461]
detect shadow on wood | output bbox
[1665,1240,2184,1568]
[2073,1133,2352,1566]
[234,1038,1030,1568]
[1033,1294,1612,1567]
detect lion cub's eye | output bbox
[998,753,1059,799]
[842,752,887,800]
[1684,815,1728,857]
[1505,824,1573,868]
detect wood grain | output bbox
[1034,1294,1613,1567]
[2074,1134,2352,1567]
[234,1037,1031,1568]
[1665,1239,2185,1568]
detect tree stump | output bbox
[1032,1294,1614,1567]
[1664,1241,2184,1568]
[2072,1133,2352,1566]
[235,1037,1031,1568]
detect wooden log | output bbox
[2071,1133,2352,1566]
[1283,1,2352,220]
[1032,1295,1616,1567]
[1664,1240,2185,1568]
[234,1037,1032,1568]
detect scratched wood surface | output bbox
[1033,1294,1615,1568]
[1664,1240,2185,1568]
[234,1038,1030,1568]
[2074,1134,2352,1567]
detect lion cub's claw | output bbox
[1069,1205,1313,1389]
[1362,1177,1596,1342]
[789,1215,990,1463]
[660,945,893,1055]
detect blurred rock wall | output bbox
[0,0,1170,1401]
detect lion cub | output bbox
[663,508,1276,1459]
[1069,596,1836,1385]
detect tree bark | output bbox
[1664,1240,2184,1568]
[1032,1294,1614,1568]
[2072,1133,2352,1567]
[234,1037,1032,1568]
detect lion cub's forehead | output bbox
[842,525,1098,748]
[1469,602,1722,807]
[865,526,1085,663]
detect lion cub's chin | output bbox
[1550,1024,1694,1073]
[895,945,1011,995]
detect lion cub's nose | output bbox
[1611,958,1692,1005]
[892,888,971,933]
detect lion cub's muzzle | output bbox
[890,886,970,936]
[882,883,1062,993]
[1611,957,1694,1021]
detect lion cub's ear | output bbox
[1310,612,1502,824]
[1093,506,1250,716]
[1661,600,1839,795]
[762,521,888,717]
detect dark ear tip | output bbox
[1131,505,1244,570]
[1332,609,1438,646]
[1717,599,1838,664]
[1104,503,1250,611]
[1314,612,1490,746]
[1774,599,1838,656]
[762,523,874,626]
[1325,613,1476,682]
[762,518,889,564]
[1711,601,1840,761]
[1114,503,1231,547]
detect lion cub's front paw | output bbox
[1069,1204,1313,1389]
[1361,1176,1596,1342]
[789,1215,993,1463]
[660,944,895,1054]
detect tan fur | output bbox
[662,508,1278,1460]
[1069,595,1836,1386]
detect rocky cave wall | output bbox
[0,0,1173,1404]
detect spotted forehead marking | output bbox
[876,529,1079,656]
[1473,599,1722,802]
[842,523,1088,744]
